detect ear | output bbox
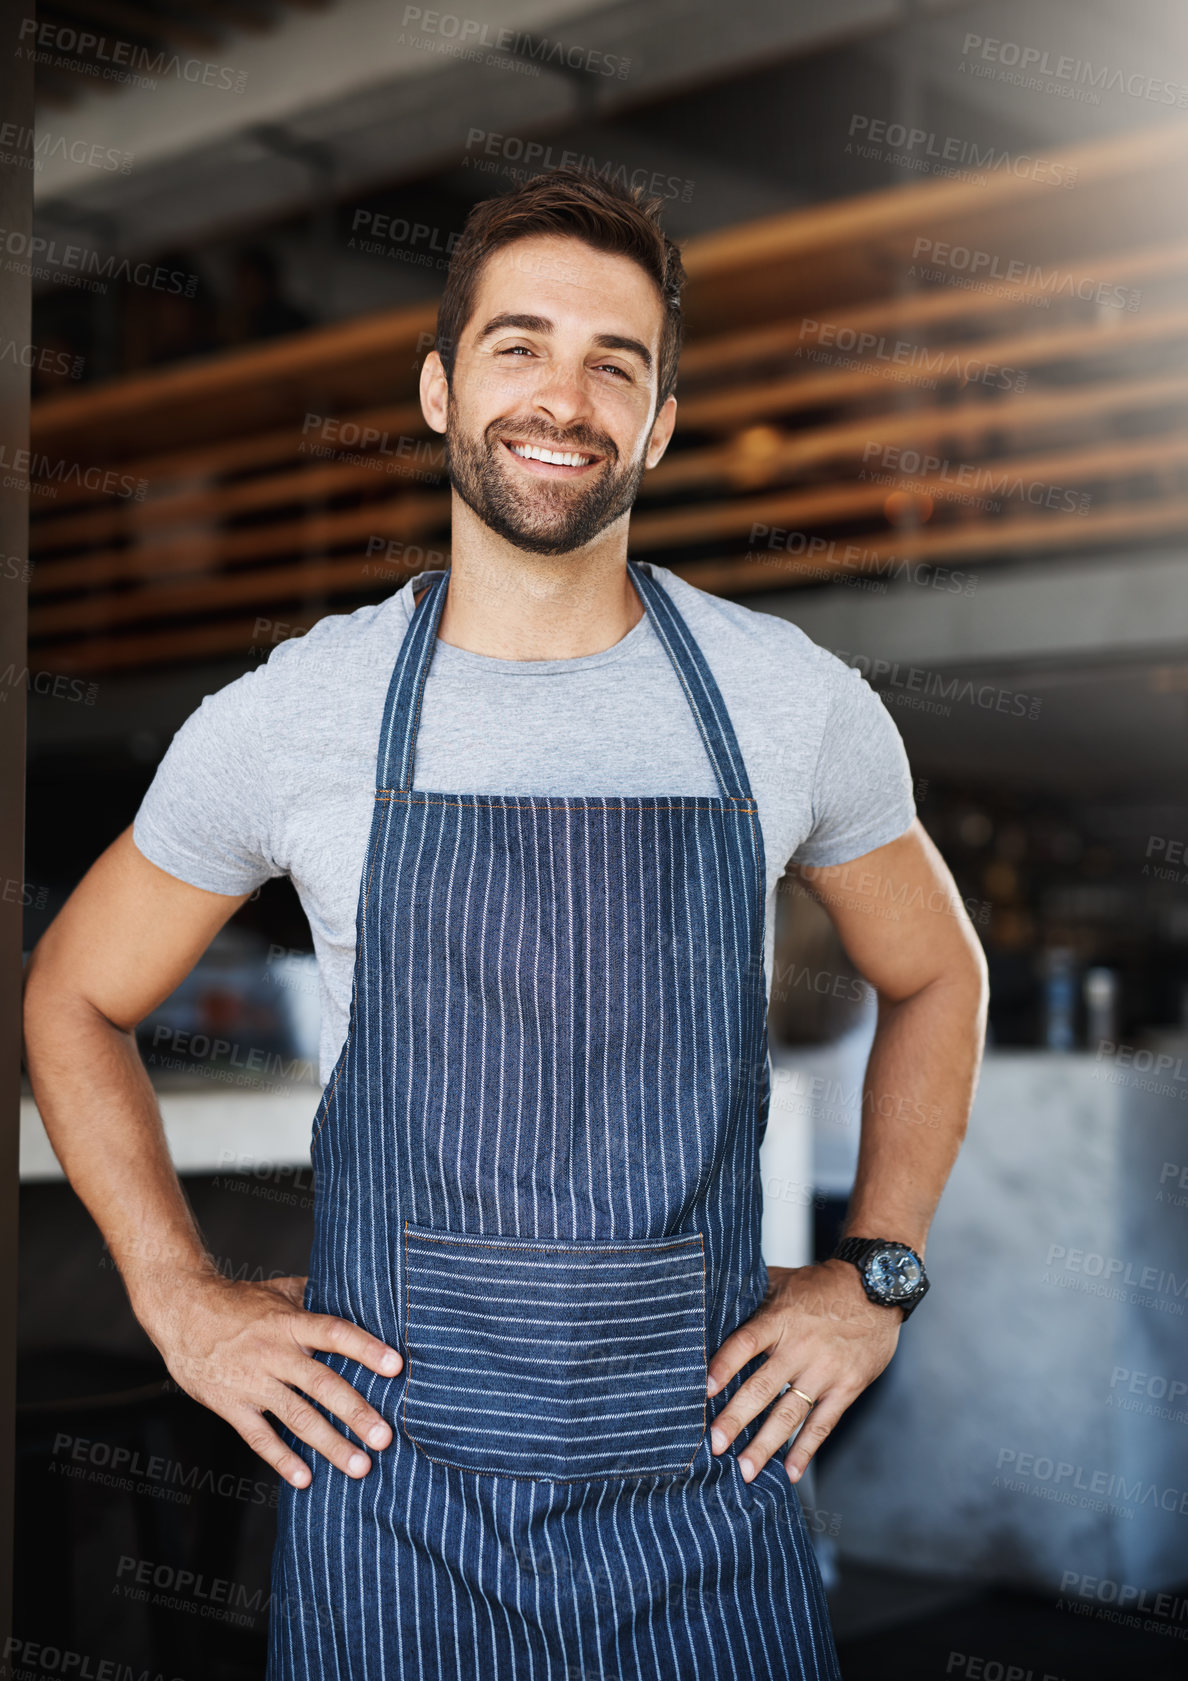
[644,393,678,470]
[420,349,449,436]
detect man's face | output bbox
[429,233,676,556]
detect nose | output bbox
[529,359,593,432]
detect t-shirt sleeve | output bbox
[132,668,281,896]
[793,657,917,867]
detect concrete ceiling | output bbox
[32,0,1188,264]
[31,0,912,252]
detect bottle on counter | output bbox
[1083,966,1118,1051]
[1040,947,1077,1051]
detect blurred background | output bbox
[10,0,1188,1674]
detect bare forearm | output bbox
[843,967,987,1254]
[23,986,216,1325]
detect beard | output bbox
[444,401,648,556]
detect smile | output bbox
[502,438,602,476]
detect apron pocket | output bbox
[401,1222,707,1482]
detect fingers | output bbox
[783,1393,849,1484]
[709,1347,793,1454]
[262,1379,380,1482]
[278,1349,393,1453]
[295,1310,403,1380]
[735,1387,818,1484]
[705,1312,774,1399]
[228,1404,315,1490]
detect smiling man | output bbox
[23,171,988,1679]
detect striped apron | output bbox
[267,560,842,1679]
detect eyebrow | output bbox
[474,312,654,373]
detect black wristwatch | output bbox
[832,1237,930,1320]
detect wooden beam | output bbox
[681,122,1188,284]
[645,428,1188,514]
[31,554,386,635]
[671,498,1188,594]
[30,429,445,550]
[677,241,1188,382]
[630,422,1188,550]
[670,369,1188,466]
[28,400,428,518]
[28,493,448,596]
[30,298,437,457]
[29,430,1188,611]
[32,494,1188,676]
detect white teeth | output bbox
[509,442,594,467]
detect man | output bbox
[24,170,988,1678]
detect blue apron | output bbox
[267,560,842,1679]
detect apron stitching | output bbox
[401,1224,709,1485]
[406,1231,702,1256]
[376,796,755,813]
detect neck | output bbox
[426,492,644,661]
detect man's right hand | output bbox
[22,830,406,1490]
[144,1271,403,1487]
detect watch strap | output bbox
[833,1236,929,1318]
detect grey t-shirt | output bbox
[133,561,916,1084]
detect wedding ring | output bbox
[788,1387,816,1408]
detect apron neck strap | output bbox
[376,561,754,802]
[626,560,754,803]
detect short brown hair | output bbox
[435,167,686,408]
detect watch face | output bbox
[864,1243,923,1301]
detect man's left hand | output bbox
[705,1259,903,1485]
